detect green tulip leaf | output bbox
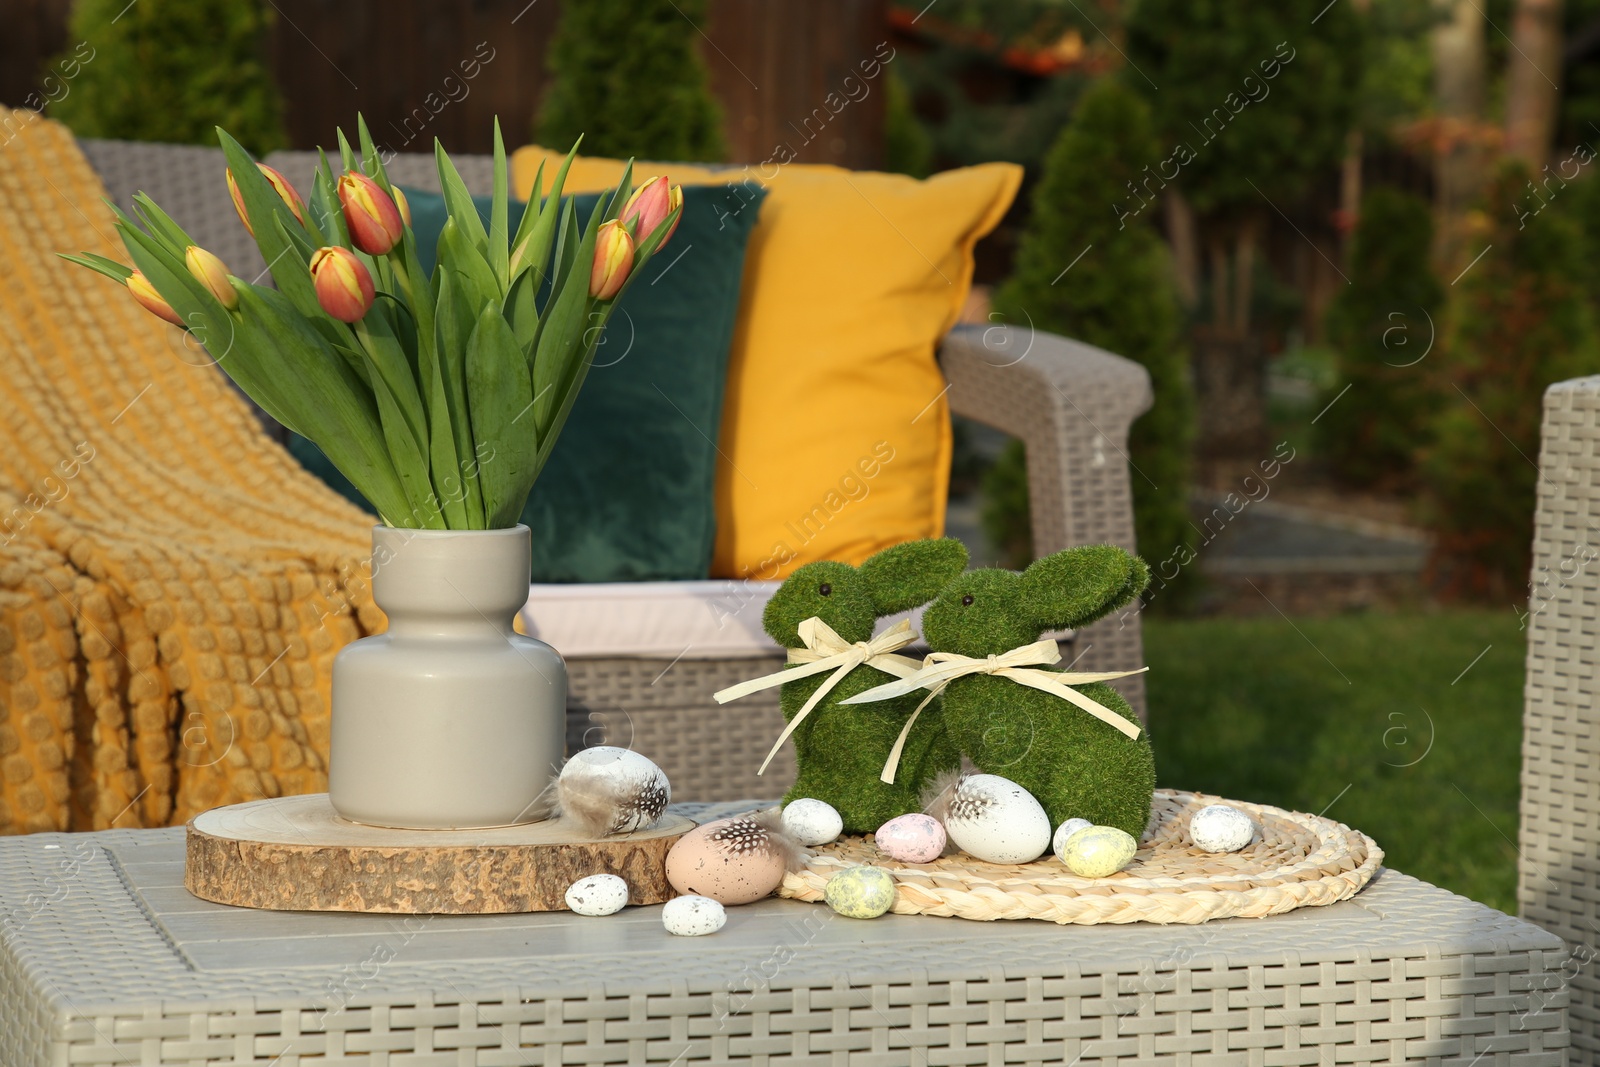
[489,118,509,286]
[436,138,491,268]
[431,271,485,527]
[217,129,322,319]
[309,151,348,248]
[130,193,197,252]
[465,304,538,527]
[58,250,134,284]
[438,217,499,310]
[505,265,540,372]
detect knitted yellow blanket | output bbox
[0,113,382,833]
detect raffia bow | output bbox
[712,616,924,775]
[838,640,1149,784]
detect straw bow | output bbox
[712,616,924,775]
[838,640,1149,784]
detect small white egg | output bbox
[564,873,630,916]
[943,774,1051,865]
[781,798,843,846]
[559,746,671,834]
[1190,804,1255,853]
[662,894,727,936]
[1051,818,1093,859]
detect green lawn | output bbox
[1143,610,1525,913]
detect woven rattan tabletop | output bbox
[0,801,1570,1066]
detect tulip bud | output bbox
[227,163,306,237]
[589,220,635,300]
[126,270,185,327]
[392,185,412,228]
[620,176,684,248]
[309,246,375,323]
[339,171,406,256]
[184,246,239,310]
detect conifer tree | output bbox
[1126,0,1363,458]
[990,79,1196,603]
[1317,188,1444,488]
[50,0,286,154]
[537,0,727,163]
[1422,162,1598,597]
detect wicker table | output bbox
[0,802,1570,1066]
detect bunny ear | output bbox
[1019,545,1148,632]
[859,538,969,616]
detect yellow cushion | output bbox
[512,148,1020,580]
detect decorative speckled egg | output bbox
[662,894,726,935]
[781,798,843,847]
[1059,825,1138,877]
[1190,804,1255,853]
[875,813,946,863]
[558,746,671,834]
[943,774,1051,865]
[1051,818,1093,860]
[665,816,788,905]
[823,865,897,918]
[564,874,629,916]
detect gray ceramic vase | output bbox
[328,524,566,829]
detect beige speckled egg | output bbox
[665,816,787,905]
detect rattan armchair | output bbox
[77,137,1152,803]
[1523,373,1600,1057]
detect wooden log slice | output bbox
[185,794,694,914]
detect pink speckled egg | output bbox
[875,813,947,863]
[665,816,787,905]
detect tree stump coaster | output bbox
[185,794,694,914]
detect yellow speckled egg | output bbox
[823,865,896,918]
[665,816,787,905]
[1059,825,1138,878]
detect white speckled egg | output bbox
[875,813,946,863]
[662,894,726,936]
[781,798,843,847]
[943,774,1051,865]
[1190,804,1255,853]
[559,746,671,833]
[1051,818,1093,859]
[665,816,788,905]
[1060,825,1138,877]
[823,866,897,918]
[564,874,629,916]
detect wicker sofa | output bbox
[76,137,1153,803]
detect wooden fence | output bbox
[1,0,890,169]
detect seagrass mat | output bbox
[777,789,1383,925]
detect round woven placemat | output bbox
[777,789,1382,925]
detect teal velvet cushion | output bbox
[288,182,765,582]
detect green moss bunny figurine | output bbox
[757,538,969,833]
[915,544,1155,838]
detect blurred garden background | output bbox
[5,0,1587,912]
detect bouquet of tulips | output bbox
[65,117,682,530]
